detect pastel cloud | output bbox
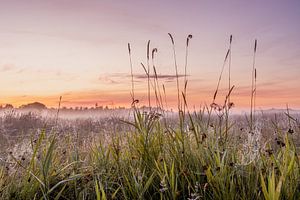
[0,0,299,110]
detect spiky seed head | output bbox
[230,35,233,44]
[147,40,150,60]
[186,34,193,46]
[255,68,257,79]
[127,43,131,54]
[254,39,257,52]
[131,99,139,106]
[152,48,157,59]
[210,102,219,110]
[168,33,174,45]
[228,102,234,109]
[59,96,62,103]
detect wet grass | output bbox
[0,108,299,200]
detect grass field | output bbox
[0,107,299,200]
[0,34,299,200]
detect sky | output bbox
[0,0,299,111]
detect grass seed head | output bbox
[168,33,174,45]
[127,43,131,54]
[186,34,193,46]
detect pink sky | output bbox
[0,0,299,110]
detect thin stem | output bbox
[184,34,192,115]
[128,43,135,102]
[226,35,233,137]
[147,40,151,110]
[163,84,168,111]
[207,48,230,129]
[168,33,180,112]
[55,96,62,128]
[228,35,232,105]
[250,39,257,132]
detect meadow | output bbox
[0,34,299,200]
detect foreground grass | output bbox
[1,32,298,200]
[0,108,299,200]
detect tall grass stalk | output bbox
[225,35,233,136]
[128,43,135,102]
[183,34,192,115]
[151,48,164,110]
[162,84,168,110]
[55,96,62,128]
[250,39,257,132]
[168,33,181,112]
[228,35,233,106]
[147,40,151,109]
[167,33,185,156]
[207,47,230,129]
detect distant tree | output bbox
[19,102,46,110]
[4,104,14,109]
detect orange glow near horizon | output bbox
[0,1,299,112]
[1,83,299,111]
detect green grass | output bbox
[0,107,299,200]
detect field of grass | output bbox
[0,108,299,200]
[0,34,299,199]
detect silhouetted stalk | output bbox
[154,65,164,111]
[147,40,151,110]
[162,84,168,111]
[250,39,257,132]
[168,33,185,157]
[228,35,232,107]
[151,48,163,110]
[286,104,292,130]
[168,33,181,112]
[213,49,230,103]
[128,43,135,102]
[183,34,192,116]
[225,35,233,137]
[207,48,230,129]
[153,66,160,109]
[254,68,257,120]
[141,62,150,109]
[150,48,158,108]
[224,85,235,140]
[55,96,62,128]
